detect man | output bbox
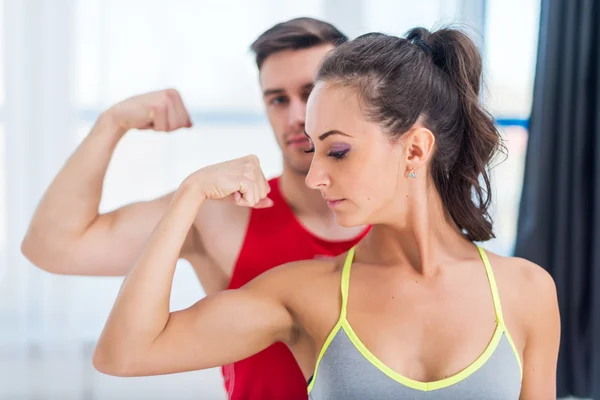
[21,17,368,400]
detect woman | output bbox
[93,27,560,399]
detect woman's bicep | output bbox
[112,284,294,377]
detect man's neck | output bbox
[277,164,368,242]
[278,167,331,219]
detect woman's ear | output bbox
[404,126,435,172]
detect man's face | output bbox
[259,44,335,175]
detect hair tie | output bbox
[412,38,433,57]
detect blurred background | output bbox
[0,0,596,399]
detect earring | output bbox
[409,170,416,179]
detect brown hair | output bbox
[250,17,348,69]
[316,27,504,242]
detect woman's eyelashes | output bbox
[327,143,351,160]
[304,144,350,160]
[328,148,350,160]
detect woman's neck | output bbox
[358,187,473,276]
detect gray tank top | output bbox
[307,246,522,399]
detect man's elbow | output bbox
[92,344,141,377]
[20,235,71,274]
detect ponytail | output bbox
[418,28,502,241]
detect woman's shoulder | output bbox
[484,250,556,297]
[244,251,349,295]
[244,252,350,332]
[483,249,559,335]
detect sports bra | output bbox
[308,246,522,399]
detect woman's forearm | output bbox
[94,181,205,369]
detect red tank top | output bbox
[222,177,369,400]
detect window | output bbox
[365,0,463,37]
[74,0,324,111]
[72,0,331,197]
[484,0,540,118]
[482,0,541,255]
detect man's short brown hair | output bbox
[250,17,348,69]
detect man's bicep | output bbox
[66,193,175,275]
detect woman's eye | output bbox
[328,149,349,159]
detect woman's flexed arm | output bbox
[92,155,290,376]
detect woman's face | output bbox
[304,81,420,227]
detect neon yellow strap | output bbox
[342,319,505,391]
[340,247,355,319]
[307,247,355,394]
[477,246,505,328]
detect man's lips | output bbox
[287,137,309,145]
